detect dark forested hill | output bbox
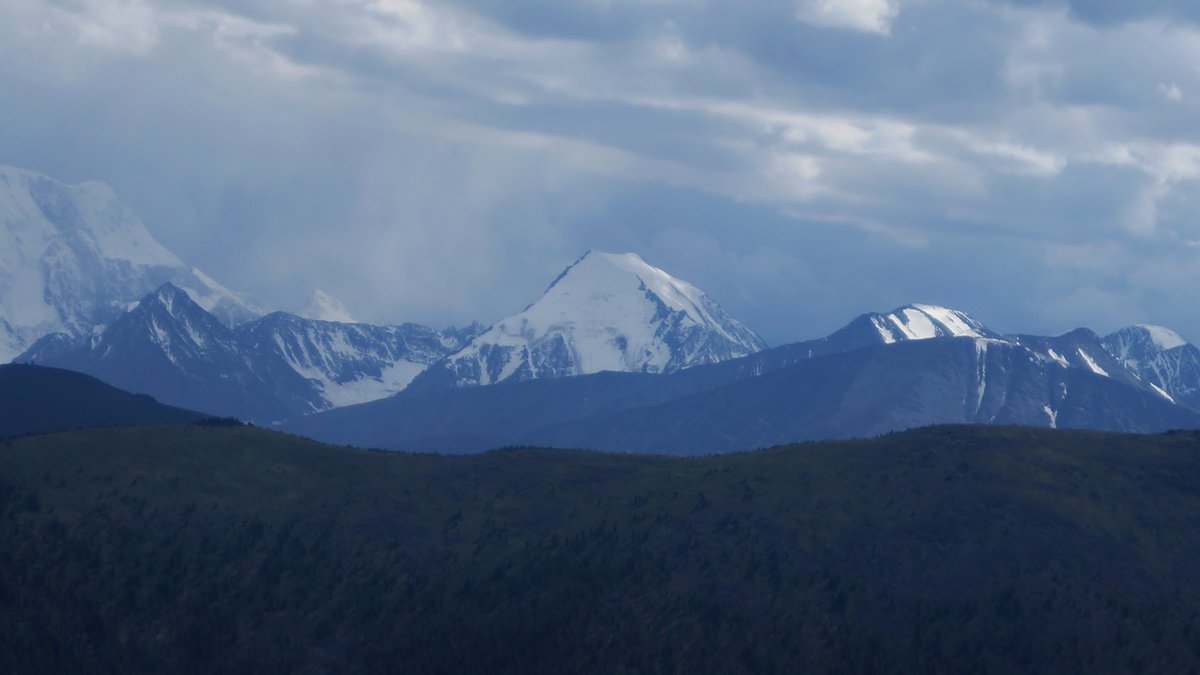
[2,424,1200,673]
[0,363,203,438]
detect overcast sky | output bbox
[3,0,1199,344]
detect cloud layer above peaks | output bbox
[2,0,1199,343]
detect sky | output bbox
[2,0,1199,345]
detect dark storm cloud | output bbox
[1,0,1199,344]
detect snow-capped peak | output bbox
[148,282,192,316]
[422,250,766,388]
[0,164,261,361]
[297,289,358,324]
[1101,324,1200,409]
[1133,324,1188,351]
[541,251,750,345]
[869,304,992,344]
[1103,324,1192,362]
[0,165,184,268]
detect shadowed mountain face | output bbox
[0,363,203,438]
[286,334,1200,454]
[521,338,1200,454]
[2,424,1200,673]
[18,284,473,423]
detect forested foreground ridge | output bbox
[2,424,1200,673]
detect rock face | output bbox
[236,311,472,410]
[0,165,258,362]
[415,251,767,389]
[1103,325,1200,410]
[19,284,474,422]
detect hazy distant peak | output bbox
[0,165,259,361]
[297,289,358,324]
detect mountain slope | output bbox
[1009,328,1155,394]
[414,251,765,389]
[18,284,286,421]
[0,363,203,437]
[287,323,1200,453]
[681,303,1001,383]
[0,165,259,361]
[236,311,471,410]
[20,284,475,421]
[525,337,1200,454]
[1104,324,1200,409]
[284,369,687,452]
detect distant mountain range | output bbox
[3,164,1199,450]
[14,245,767,422]
[19,284,476,422]
[285,307,1200,453]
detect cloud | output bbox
[988,0,1200,27]
[1158,81,1183,102]
[51,0,163,55]
[1,0,1200,343]
[794,0,901,35]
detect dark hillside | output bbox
[0,363,204,438]
[2,424,1199,672]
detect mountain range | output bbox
[14,249,765,422]
[19,284,476,422]
[285,307,1200,453]
[3,164,1200,450]
[0,166,259,362]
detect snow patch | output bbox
[1076,348,1109,377]
[1137,324,1187,351]
[887,308,938,340]
[1045,348,1070,368]
[870,316,897,344]
[1042,405,1058,429]
[877,304,989,343]
[973,339,988,415]
[911,304,986,337]
[321,360,427,408]
[1149,383,1176,403]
